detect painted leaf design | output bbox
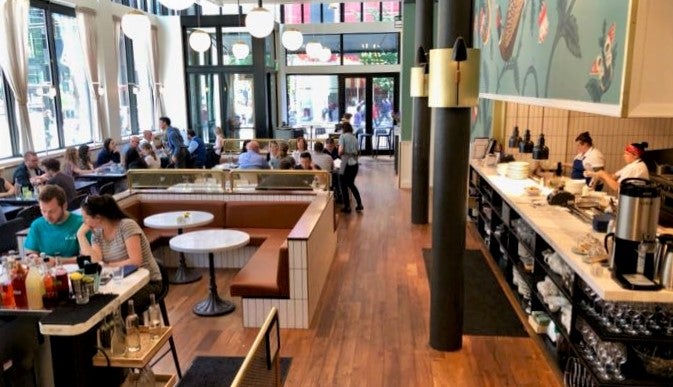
[585,79,603,102]
[562,15,581,58]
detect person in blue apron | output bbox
[570,131,605,190]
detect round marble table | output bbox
[144,211,214,284]
[169,229,250,316]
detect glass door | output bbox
[343,76,368,150]
[372,76,396,153]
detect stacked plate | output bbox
[507,161,530,179]
[496,163,509,176]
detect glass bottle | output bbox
[97,314,113,351]
[147,294,162,341]
[110,308,127,356]
[41,257,58,309]
[11,260,28,308]
[53,261,70,303]
[0,257,16,309]
[25,256,45,309]
[125,300,141,353]
[14,179,22,200]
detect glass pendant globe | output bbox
[305,42,322,59]
[318,47,332,62]
[189,30,211,53]
[281,28,303,51]
[232,41,250,59]
[121,11,150,41]
[157,0,194,11]
[245,7,274,38]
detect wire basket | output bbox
[633,346,673,378]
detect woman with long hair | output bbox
[292,137,309,164]
[78,144,95,171]
[124,147,148,170]
[63,147,93,177]
[76,195,162,315]
[338,122,363,213]
[140,142,161,169]
[95,138,121,167]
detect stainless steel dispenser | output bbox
[609,178,661,290]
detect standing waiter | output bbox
[159,116,188,168]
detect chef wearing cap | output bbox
[584,142,649,191]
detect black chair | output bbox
[149,260,182,378]
[0,217,26,254]
[16,205,41,225]
[67,193,88,211]
[98,182,115,196]
[373,127,392,157]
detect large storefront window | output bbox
[343,33,399,65]
[286,34,340,66]
[222,31,252,65]
[286,75,338,128]
[281,2,399,24]
[0,81,11,158]
[186,27,217,66]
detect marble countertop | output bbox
[470,160,673,303]
[39,268,150,336]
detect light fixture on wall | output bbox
[281,27,303,51]
[410,46,428,97]
[121,10,150,41]
[158,0,194,11]
[428,36,480,108]
[245,0,274,38]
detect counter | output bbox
[470,160,673,303]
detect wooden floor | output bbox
[153,156,562,386]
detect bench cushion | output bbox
[225,201,308,229]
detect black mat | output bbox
[177,356,292,387]
[40,293,118,325]
[423,249,527,337]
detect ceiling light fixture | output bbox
[245,0,274,38]
[232,41,250,59]
[305,41,322,59]
[281,27,303,51]
[121,10,150,41]
[189,6,211,53]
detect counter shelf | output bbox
[531,288,571,341]
[92,326,173,368]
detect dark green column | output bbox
[411,0,433,224]
[429,0,473,351]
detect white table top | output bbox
[471,160,673,303]
[169,229,250,254]
[144,210,214,230]
[39,268,150,336]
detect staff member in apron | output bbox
[585,142,650,192]
[567,131,605,190]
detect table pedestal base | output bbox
[170,257,202,285]
[192,252,235,317]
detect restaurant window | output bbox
[381,1,400,21]
[322,3,340,23]
[25,2,93,152]
[187,27,218,66]
[344,3,361,22]
[286,75,339,127]
[363,2,380,22]
[343,33,399,65]
[0,79,12,158]
[286,34,340,66]
[282,3,302,24]
[222,31,252,66]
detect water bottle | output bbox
[147,293,162,341]
[14,179,22,199]
[111,308,127,356]
[125,300,141,352]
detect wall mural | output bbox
[473,0,630,105]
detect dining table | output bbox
[143,211,214,284]
[169,229,249,316]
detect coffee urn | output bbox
[608,178,661,289]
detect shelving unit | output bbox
[93,326,176,386]
[469,164,673,386]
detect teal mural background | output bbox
[473,0,630,105]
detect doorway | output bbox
[340,74,398,154]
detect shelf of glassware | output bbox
[92,326,173,368]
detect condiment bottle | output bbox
[25,256,45,309]
[12,260,28,308]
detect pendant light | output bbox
[231,0,249,60]
[318,46,332,62]
[189,7,210,53]
[121,10,150,41]
[158,0,194,11]
[305,41,322,59]
[245,0,274,38]
[281,27,303,51]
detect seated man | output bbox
[187,129,207,168]
[12,151,44,192]
[312,142,333,172]
[295,152,320,171]
[24,185,85,263]
[34,158,77,204]
[238,140,270,169]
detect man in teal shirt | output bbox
[24,185,84,261]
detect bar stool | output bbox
[358,132,372,151]
[150,261,183,378]
[373,127,392,157]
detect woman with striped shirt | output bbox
[76,195,162,316]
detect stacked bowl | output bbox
[507,161,530,179]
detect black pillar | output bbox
[252,35,270,138]
[411,0,433,224]
[429,0,473,351]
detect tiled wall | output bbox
[503,103,673,172]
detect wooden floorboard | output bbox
[151,156,562,386]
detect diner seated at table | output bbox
[238,140,270,169]
[12,151,44,191]
[63,146,93,177]
[76,194,162,317]
[24,185,84,263]
[96,138,121,167]
[292,137,309,165]
[0,176,16,198]
[124,147,148,170]
[140,142,162,169]
[312,142,333,172]
[187,129,207,168]
[32,158,77,203]
[267,140,281,169]
[277,141,295,169]
[78,144,95,171]
[295,152,320,171]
